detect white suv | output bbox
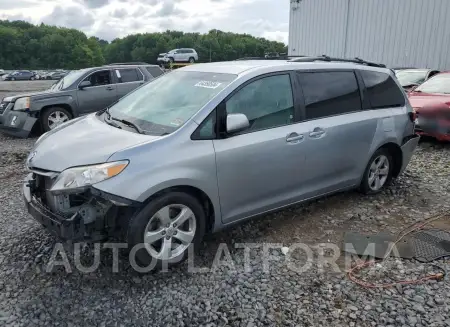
[164,48,198,63]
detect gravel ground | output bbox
[1,81,450,326]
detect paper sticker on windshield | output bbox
[195,81,222,89]
[170,118,184,126]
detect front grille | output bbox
[0,101,9,115]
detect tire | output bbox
[30,76,35,81]
[168,57,174,63]
[10,77,15,81]
[189,57,195,63]
[40,107,72,132]
[360,148,394,194]
[127,192,206,271]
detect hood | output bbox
[3,89,60,102]
[29,114,159,172]
[408,92,450,111]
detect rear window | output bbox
[116,68,143,83]
[360,71,405,109]
[146,66,164,78]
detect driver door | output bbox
[76,69,117,114]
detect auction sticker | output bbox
[195,81,222,89]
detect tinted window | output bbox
[298,71,361,120]
[361,71,405,108]
[226,74,294,132]
[83,70,111,86]
[192,111,216,140]
[146,66,164,78]
[116,68,142,83]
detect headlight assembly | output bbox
[13,97,30,111]
[50,161,129,192]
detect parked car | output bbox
[0,63,164,137]
[0,69,5,76]
[22,58,419,269]
[396,69,440,91]
[164,48,198,63]
[157,53,167,66]
[408,72,450,141]
[3,71,38,81]
[43,71,68,80]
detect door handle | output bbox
[286,132,304,143]
[106,86,114,91]
[309,128,325,138]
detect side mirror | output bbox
[78,80,92,89]
[226,113,250,134]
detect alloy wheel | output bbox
[144,204,196,260]
[48,111,69,130]
[368,155,390,191]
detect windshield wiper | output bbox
[103,108,122,129]
[104,108,147,134]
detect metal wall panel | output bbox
[288,0,450,70]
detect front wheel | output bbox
[168,57,174,64]
[10,77,15,81]
[30,76,35,81]
[360,148,394,194]
[127,192,206,270]
[41,107,72,132]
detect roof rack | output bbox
[104,62,150,66]
[235,55,308,61]
[288,55,386,68]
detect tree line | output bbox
[0,20,287,70]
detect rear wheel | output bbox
[41,107,72,132]
[360,148,394,194]
[127,192,206,271]
[189,57,195,63]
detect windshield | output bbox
[51,69,88,90]
[108,70,236,135]
[396,70,427,86]
[415,74,450,94]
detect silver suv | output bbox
[164,48,199,63]
[23,57,419,269]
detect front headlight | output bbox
[13,97,30,111]
[50,161,129,192]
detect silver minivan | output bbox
[23,58,419,268]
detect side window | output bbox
[191,111,216,140]
[115,68,143,83]
[226,74,294,132]
[83,70,111,87]
[360,70,405,109]
[146,66,164,78]
[297,71,361,120]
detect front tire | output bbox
[10,77,15,81]
[168,57,174,64]
[41,107,72,132]
[360,148,394,194]
[127,192,206,271]
[30,76,35,81]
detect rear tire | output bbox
[189,57,195,63]
[40,107,72,132]
[127,192,206,271]
[360,148,394,194]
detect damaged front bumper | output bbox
[415,117,450,141]
[23,173,137,241]
[0,105,37,138]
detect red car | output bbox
[408,72,450,141]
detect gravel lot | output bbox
[1,82,450,327]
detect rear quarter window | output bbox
[360,70,405,109]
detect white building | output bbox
[288,0,450,70]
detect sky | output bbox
[0,0,290,44]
